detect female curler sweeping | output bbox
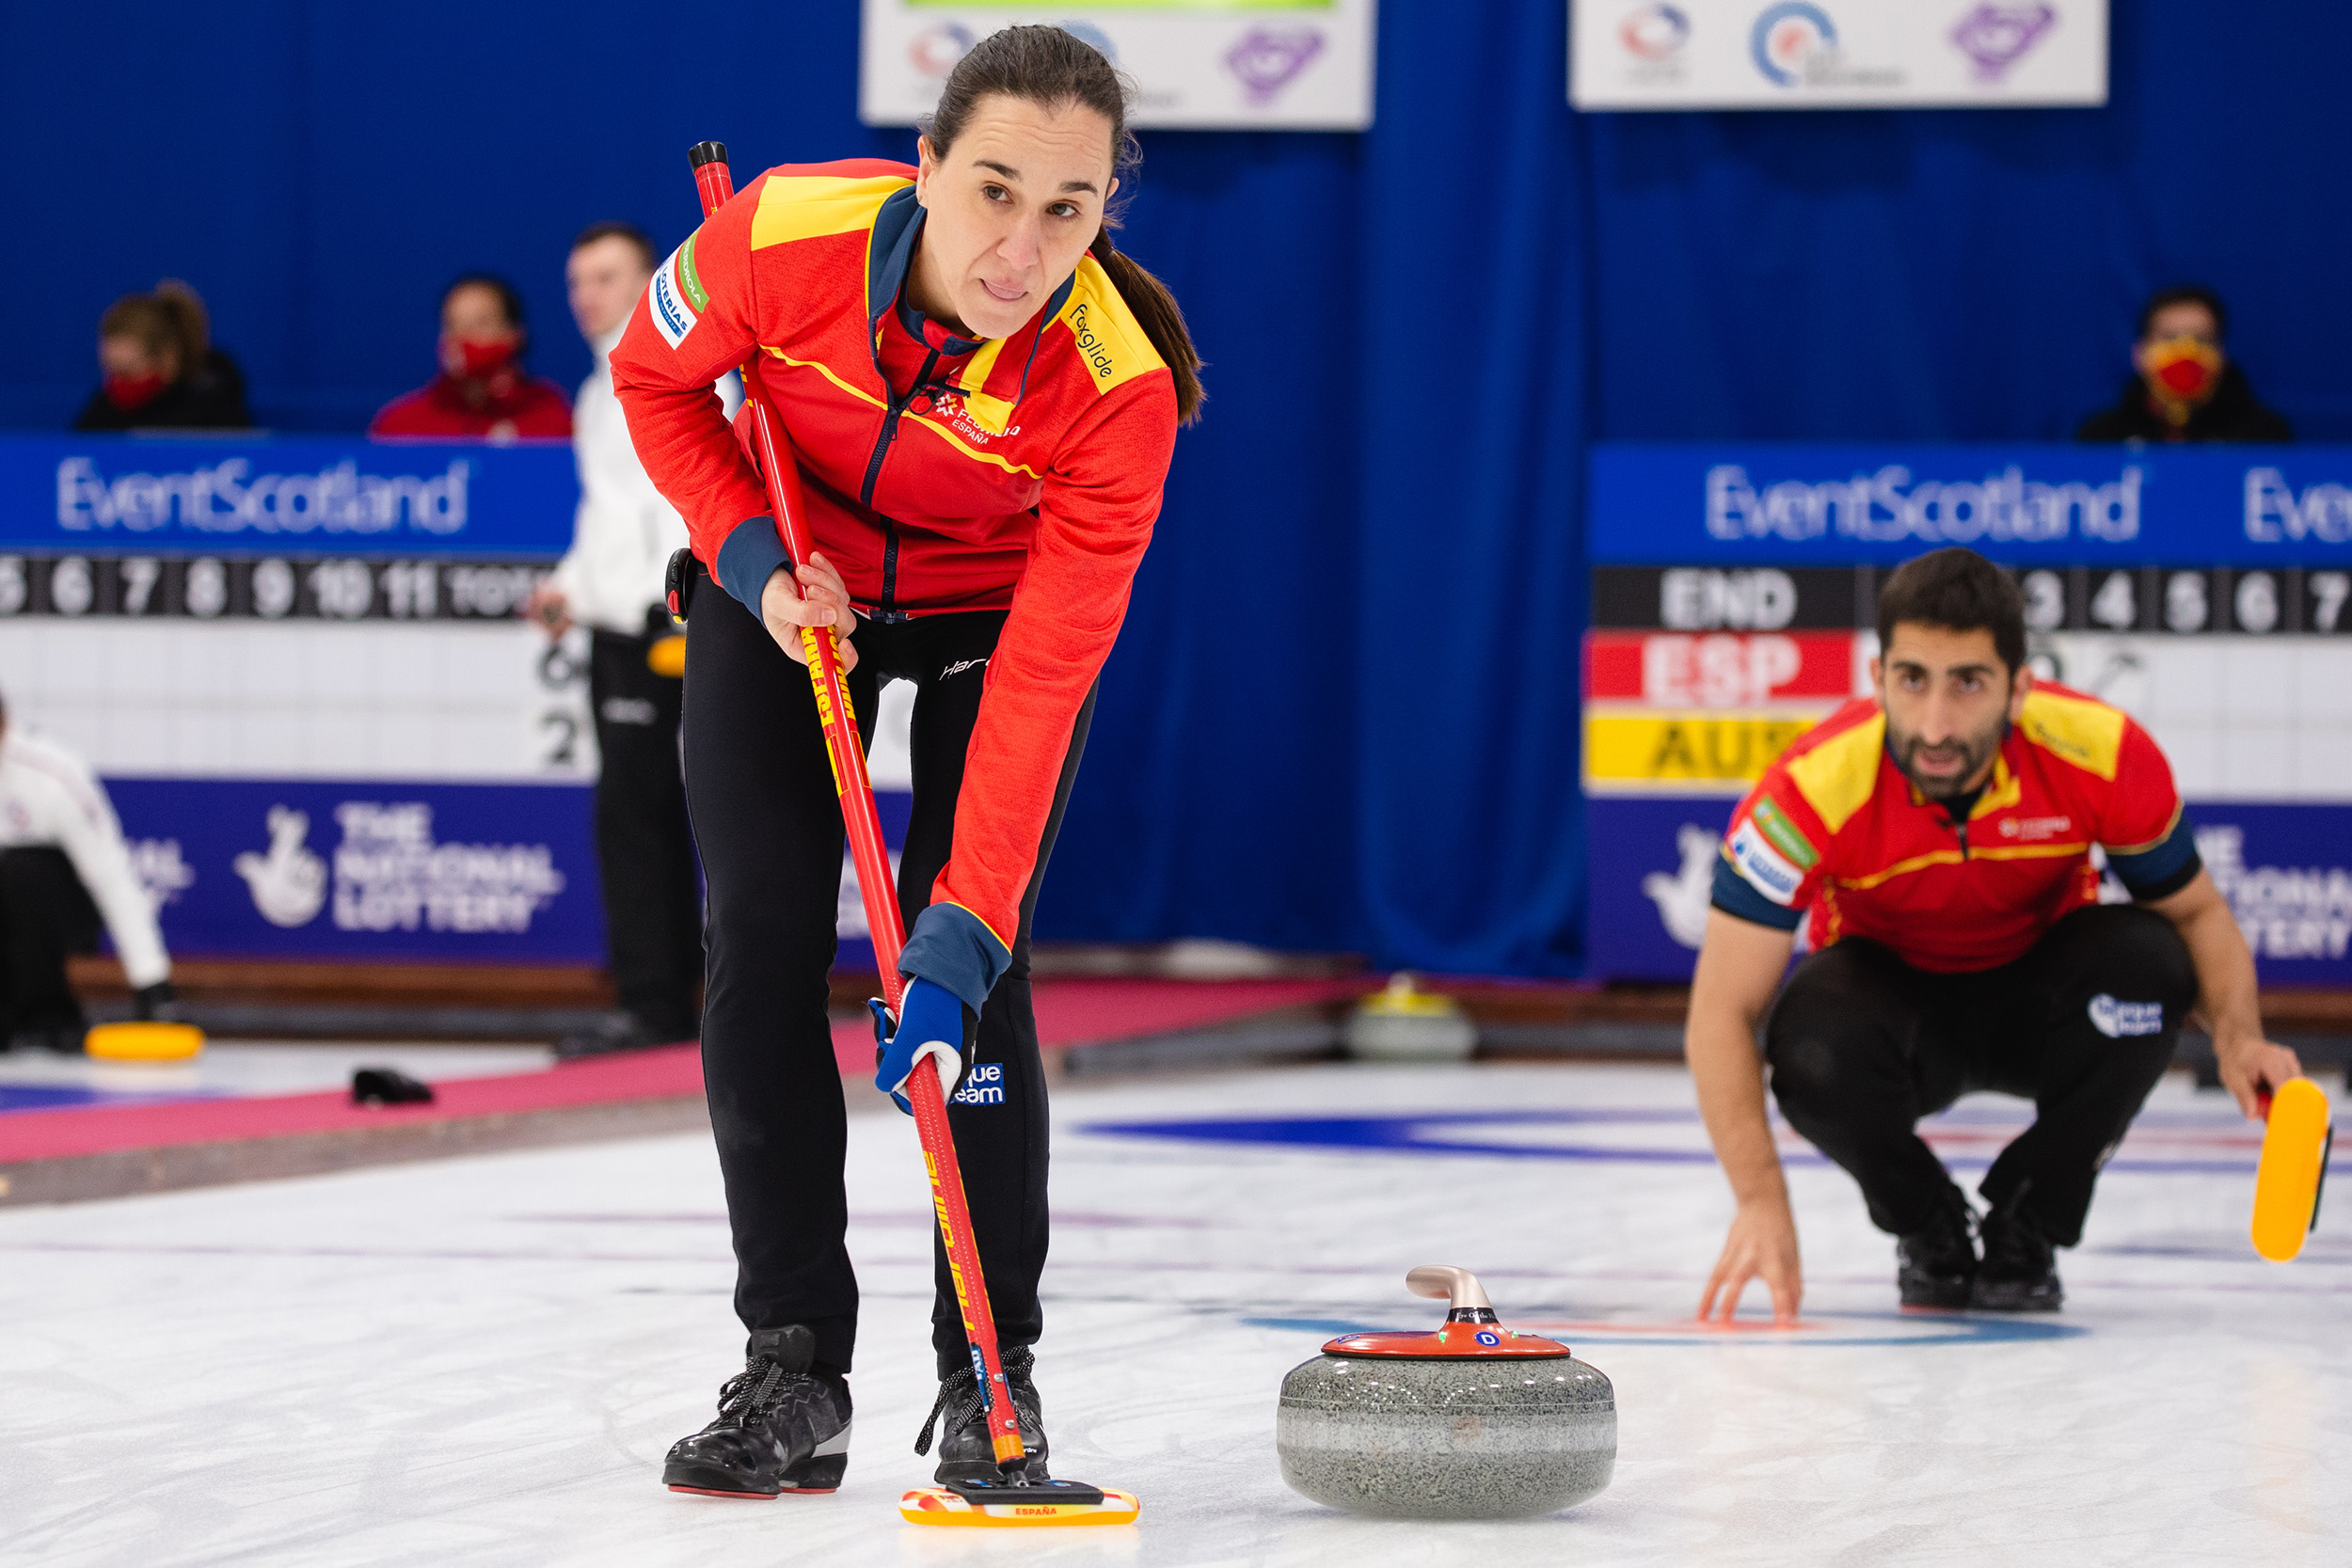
[609,25,1200,1498]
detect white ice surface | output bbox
[1,1062,2344,1567]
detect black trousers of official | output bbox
[683,590,1092,1378]
[588,626,704,1043]
[0,847,103,1038]
[1765,905,2197,1247]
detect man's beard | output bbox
[1888,715,2006,801]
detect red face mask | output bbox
[445,334,518,380]
[2145,336,2220,405]
[103,370,169,411]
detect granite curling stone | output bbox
[1277,1265,1614,1520]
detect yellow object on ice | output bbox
[2251,1077,2331,1263]
[646,634,687,677]
[898,1486,1140,1528]
[85,1022,206,1061]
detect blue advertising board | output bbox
[1591,443,2352,567]
[1,435,577,559]
[1590,796,2352,988]
[107,778,604,964]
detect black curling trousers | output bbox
[682,589,1092,1379]
[587,623,704,1043]
[1764,905,2197,1246]
[0,847,103,1037]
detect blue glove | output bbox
[872,977,969,1115]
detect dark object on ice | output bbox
[1897,1184,1979,1308]
[350,1068,436,1106]
[1277,1265,1615,1520]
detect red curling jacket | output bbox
[610,159,1178,1008]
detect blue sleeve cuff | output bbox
[1710,854,1805,931]
[2108,815,2202,901]
[715,515,787,613]
[899,902,1013,1014]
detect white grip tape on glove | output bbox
[890,1037,962,1100]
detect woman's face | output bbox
[100,334,173,383]
[914,96,1118,341]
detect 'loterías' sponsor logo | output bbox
[1997,815,2073,842]
[2087,993,2164,1038]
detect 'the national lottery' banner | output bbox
[860,0,1375,129]
[1571,0,2106,110]
[1581,441,2352,987]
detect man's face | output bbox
[1871,622,2029,800]
[568,236,653,342]
[913,96,1118,341]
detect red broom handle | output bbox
[687,141,1025,1469]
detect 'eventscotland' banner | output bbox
[1571,0,2106,111]
[860,0,1375,129]
[1590,443,2352,567]
[0,436,577,558]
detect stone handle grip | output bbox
[1406,1264,1492,1311]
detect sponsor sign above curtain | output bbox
[860,0,1376,129]
[1571,1,2106,110]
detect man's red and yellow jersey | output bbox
[609,159,1178,1009]
[1710,682,2201,973]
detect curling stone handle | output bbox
[1406,1265,1493,1313]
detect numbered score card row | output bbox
[1585,565,2352,802]
[1593,564,2352,636]
[0,552,550,621]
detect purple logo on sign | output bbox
[1226,27,1326,105]
[1950,3,2056,81]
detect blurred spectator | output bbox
[72,280,252,432]
[2076,285,2292,443]
[529,222,733,1057]
[369,274,572,440]
[0,694,175,1053]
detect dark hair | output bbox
[1876,547,2026,674]
[924,24,1203,425]
[572,220,659,274]
[441,273,527,334]
[100,280,210,381]
[2137,284,2226,342]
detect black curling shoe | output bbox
[1896,1188,1979,1308]
[663,1325,852,1497]
[1974,1197,2064,1312]
[915,1343,1049,1486]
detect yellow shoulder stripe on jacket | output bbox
[751,175,908,251]
[1786,711,1886,833]
[1057,256,1165,396]
[2018,688,2125,781]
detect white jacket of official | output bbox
[551,327,740,635]
[0,730,169,989]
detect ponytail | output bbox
[1090,228,1203,426]
[927,24,1204,427]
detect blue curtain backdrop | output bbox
[4,2,2350,974]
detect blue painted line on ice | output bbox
[1243,1312,2091,1348]
[1085,1111,2258,1174]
